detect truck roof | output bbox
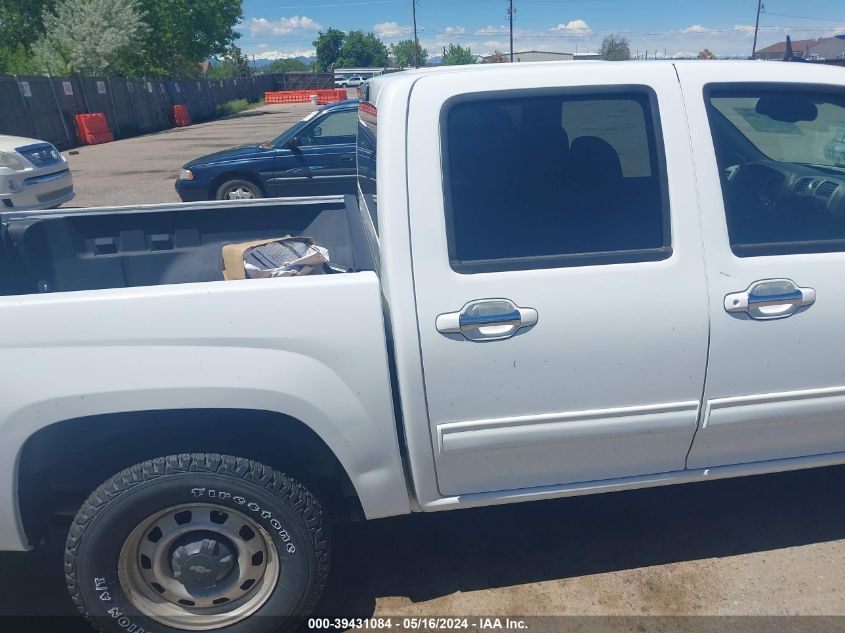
[364,59,842,105]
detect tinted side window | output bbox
[443,90,669,273]
[301,110,356,146]
[706,85,845,257]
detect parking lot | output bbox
[62,102,317,208]
[2,100,845,631]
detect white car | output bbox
[0,135,74,211]
[337,75,365,87]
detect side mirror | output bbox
[286,137,300,150]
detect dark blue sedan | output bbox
[175,99,359,201]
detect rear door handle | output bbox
[725,279,815,320]
[339,154,355,163]
[436,299,538,341]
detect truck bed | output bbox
[0,196,375,296]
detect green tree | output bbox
[600,34,631,61]
[390,39,428,68]
[0,0,55,73]
[267,57,311,73]
[442,43,475,65]
[335,30,388,68]
[0,45,41,75]
[207,43,252,78]
[33,0,148,75]
[131,0,243,76]
[313,28,346,71]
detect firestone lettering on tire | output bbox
[189,487,296,553]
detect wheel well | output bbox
[209,172,266,198]
[18,409,361,546]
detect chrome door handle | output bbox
[725,279,815,320]
[460,310,522,328]
[436,299,538,341]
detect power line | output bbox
[271,0,403,8]
[247,23,842,45]
[761,10,845,23]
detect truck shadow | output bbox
[317,464,845,617]
[0,465,843,628]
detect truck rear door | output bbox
[406,63,710,496]
[678,63,845,468]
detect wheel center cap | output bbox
[170,532,236,589]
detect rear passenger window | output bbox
[442,90,670,273]
[706,85,845,256]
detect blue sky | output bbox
[237,0,845,60]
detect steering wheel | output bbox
[723,152,747,184]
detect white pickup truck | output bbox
[1,60,845,632]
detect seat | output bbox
[568,136,623,191]
[564,136,630,252]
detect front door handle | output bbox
[725,279,815,320]
[436,298,538,341]
[338,154,355,163]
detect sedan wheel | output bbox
[217,180,262,201]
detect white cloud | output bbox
[551,19,591,34]
[423,19,845,61]
[476,25,505,35]
[374,21,411,38]
[250,49,316,61]
[444,26,466,35]
[245,16,321,37]
[734,24,758,35]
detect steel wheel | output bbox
[118,503,280,630]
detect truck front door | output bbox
[679,64,845,468]
[406,64,710,496]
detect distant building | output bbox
[754,34,845,61]
[573,52,602,61]
[481,50,575,63]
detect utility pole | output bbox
[752,0,763,59]
[507,0,514,62]
[411,0,420,68]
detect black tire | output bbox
[216,179,263,201]
[65,454,330,633]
